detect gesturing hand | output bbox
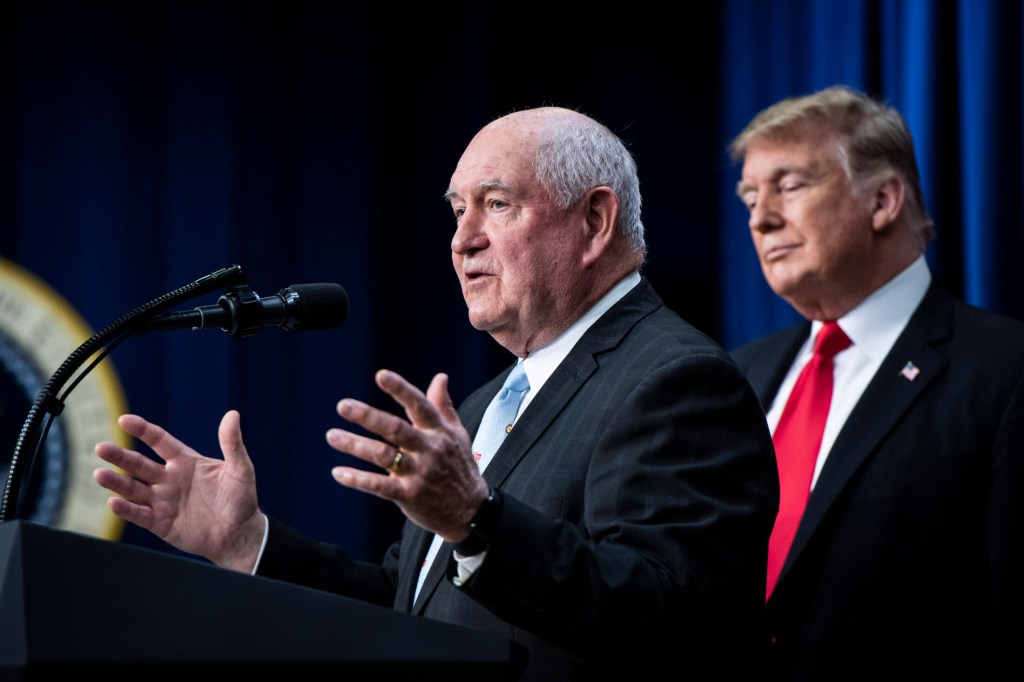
[326,369,489,543]
[93,410,267,572]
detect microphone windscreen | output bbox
[286,283,349,331]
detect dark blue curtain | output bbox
[0,1,720,561]
[718,0,1024,348]
[2,1,1020,563]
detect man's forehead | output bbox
[742,133,838,175]
[446,119,541,197]
[448,157,533,198]
[746,123,839,158]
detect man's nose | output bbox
[452,207,486,254]
[749,193,783,234]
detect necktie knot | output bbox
[502,361,530,395]
[814,321,852,359]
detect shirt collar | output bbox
[820,255,931,361]
[522,271,642,393]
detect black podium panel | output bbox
[0,521,526,680]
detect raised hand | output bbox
[326,369,488,542]
[93,410,267,572]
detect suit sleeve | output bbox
[255,515,398,608]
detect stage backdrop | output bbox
[1,0,1020,564]
[718,0,1024,346]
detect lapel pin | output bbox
[899,361,921,381]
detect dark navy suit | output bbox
[731,281,1024,681]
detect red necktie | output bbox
[766,321,852,600]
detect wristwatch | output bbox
[453,487,504,556]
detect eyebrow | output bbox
[734,164,809,198]
[443,180,511,203]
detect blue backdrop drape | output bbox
[718,0,1024,347]
[1,0,1020,563]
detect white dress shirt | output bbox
[764,256,931,490]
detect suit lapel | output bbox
[409,370,509,614]
[742,324,811,410]
[409,355,602,615]
[485,278,661,489]
[395,525,435,613]
[408,278,661,614]
[480,351,598,485]
[784,283,954,577]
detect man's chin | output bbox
[466,311,496,333]
[763,266,802,297]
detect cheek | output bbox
[496,219,576,292]
[751,230,766,251]
[524,243,570,288]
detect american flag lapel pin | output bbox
[899,361,921,381]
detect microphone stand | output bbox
[0,264,247,523]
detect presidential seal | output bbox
[0,258,129,539]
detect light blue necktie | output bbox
[471,361,530,472]
[413,361,530,602]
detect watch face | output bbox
[0,258,129,539]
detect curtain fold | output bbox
[3,0,1021,561]
[719,0,1024,349]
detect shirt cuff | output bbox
[250,512,270,576]
[452,549,487,586]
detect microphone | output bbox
[143,283,349,337]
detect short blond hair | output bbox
[729,85,934,245]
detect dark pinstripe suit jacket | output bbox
[731,281,1024,681]
[258,277,779,680]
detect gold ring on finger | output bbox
[388,450,403,474]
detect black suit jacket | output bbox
[730,281,1024,681]
[258,278,778,680]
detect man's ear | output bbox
[581,187,619,266]
[871,176,906,231]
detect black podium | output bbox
[0,521,526,680]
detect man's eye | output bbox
[490,200,507,210]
